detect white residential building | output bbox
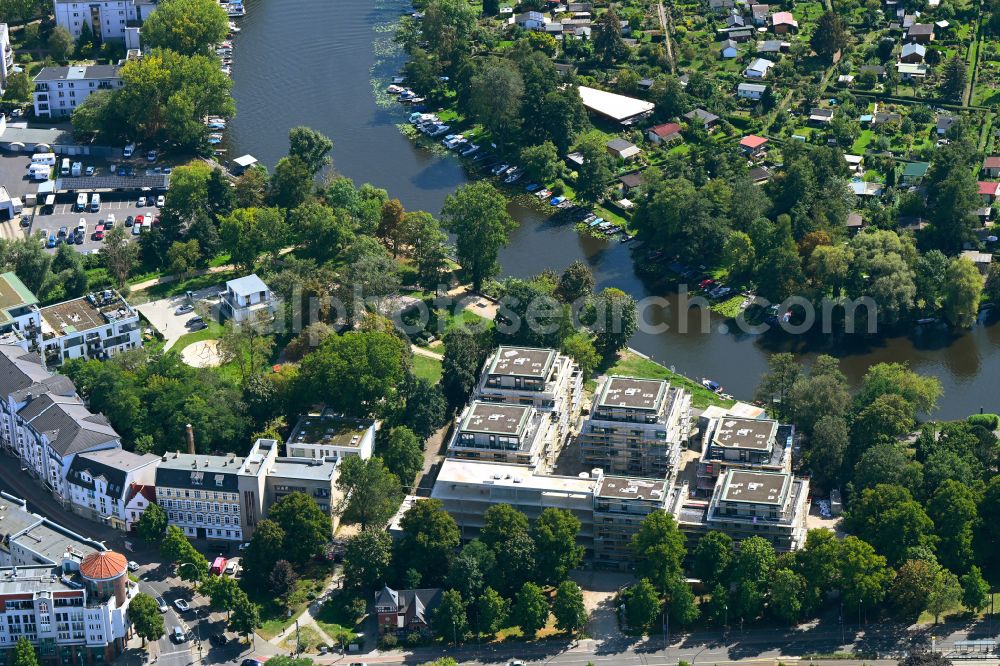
[447,401,554,469]
[0,24,14,96]
[37,290,142,366]
[285,411,377,461]
[65,448,159,531]
[0,494,137,663]
[219,274,276,323]
[32,65,122,119]
[52,0,148,46]
[0,345,121,502]
[744,57,775,78]
[475,346,583,445]
[737,82,766,100]
[0,272,42,350]
[122,483,155,532]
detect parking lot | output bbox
[135,285,222,351]
[31,193,159,254]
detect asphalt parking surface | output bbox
[135,285,223,350]
[31,194,159,254]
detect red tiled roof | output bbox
[772,11,797,24]
[984,156,1000,169]
[126,483,156,505]
[650,122,681,137]
[80,551,127,580]
[740,135,769,149]
[978,181,1000,196]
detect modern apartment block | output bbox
[52,0,147,46]
[38,290,142,366]
[695,415,792,493]
[0,495,137,665]
[592,475,670,569]
[156,439,341,541]
[285,411,377,461]
[577,375,691,478]
[0,25,13,97]
[33,66,122,119]
[0,272,42,350]
[475,346,583,443]
[219,274,276,324]
[671,468,810,551]
[65,449,159,530]
[448,401,553,468]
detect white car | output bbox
[156,195,165,207]
[147,150,158,162]
[174,599,190,612]
[137,196,146,207]
[156,597,169,613]
[127,561,139,572]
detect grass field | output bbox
[607,350,736,409]
[412,354,443,383]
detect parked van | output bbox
[30,152,56,166]
[89,193,101,213]
[28,165,50,181]
[76,193,88,211]
[60,158,70,176]
[71,162,82,177]
[123,144,135,159]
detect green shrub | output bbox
[968,413,1000,430]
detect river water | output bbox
[225,0,1000,418]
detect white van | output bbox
[76,193,88,211]
[60,158,70,176]
[71,162,82,177]
[89,193,101,213]
[123,144,135,159]
[28,165,51,181]
[31,152,56,166]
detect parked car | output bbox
[156,597,168,613]
[127,561,139,572]
[156,195,165,207]
[123,144,135,158]
[146,150,158,162]
[85,166,95,176]
[224,561,237,575]
[188,320,208,332]
[137,196,146,207]
[185,316,205,329]
[57,226,68,238]
[125,215,134,227]
[173,599,190,612]
[175,303,194,315]
[172,626,186,643]
[94,225,105,241]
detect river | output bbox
[225,0,1000,418]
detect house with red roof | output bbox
[983,156,1000,179]
[647,122,682,145]
[978,181,1000,204]
[739,134,769,157]
[771,11,798,33]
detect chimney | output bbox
[185,424,195,454]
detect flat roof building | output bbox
[696,414,791,493]
[578,375,691,478]
[285,411,378,461]
[578,85,654,124]
[33,65,122,119]
[37,290,141,366]
[448,401,553,468]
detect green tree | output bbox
[807,416,849,492]
[229,590,262,640]
[630,512,686,593]
[942,257,983,328]
[433,590,468,644]
[926,566,962,624]
[927,480,978,573]
[242,519,285,585]
[441,182,517,291]
[269,560,299,602]
[336,456,403,530]
[692,531,733,588]
[810,11,847,62]
[754,353,801,421]
[47,27,73,61]
[129,593,165,646]
[140,0,228,55]
[560,332,599,380]
[404,211,449,291]
[512,582,549,638]
[12,638,38,666]
[961,566,990,614]
[219,207,289,272]
[268,491,332,564]
[297,330,407,418]
[592,288,637,359]
[622,579,660,631]
[380,427,424,487]
[377,198,406,256]
[519,141,561,184]
[469,61,524,146]
[533,508,585,586]
[594,7,629,64]
[941,55,967,101]
[99,224,138,290]
[288,126,333,175]
[440,328,491,409]
[481,504,536,596]
[343,529,393,592]
[166,239,201,278]
[553,580,587,634]
[890,558,937,618]
[3,72,32,102]
[556,261,595,304]
[160,525,193,563]
[396,499,460,584]
[575,132,614,203]
[269,155,314,210]
[665,573,699,627]
[844,484,936,565]
[768,569,805,624]
[728,536,776,620]
[854,362,941,415]
[134,503,167,544]
[447,540,494,601]
[476,587,508,636]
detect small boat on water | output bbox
[228,21,241,32]
[702,379,724,394]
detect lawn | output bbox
[607,350,736,409]
[170,320,223,353]
[412,354,443,383]
[140,269,236,300]
[851,129,875,154]
[255,572,332,640]
[313,594,365,648]
[279,624,324,653]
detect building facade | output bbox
[33,66,122,119]
[695,415,791,493]
[65,449,159,530]
[0,25,13,97]
[218,274,275,324]
[52,0,148,46]
[37,291,142,366]
[592,475,670,569]
[474,346,583,450]
[374,586,442,636]
[0,273,42,351]
[447,401,552,468]
[577,376,690,478]
[285,412,377,461]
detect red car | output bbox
[93,224,105,241]
[698,278,715,289]
[134,214,144,227]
